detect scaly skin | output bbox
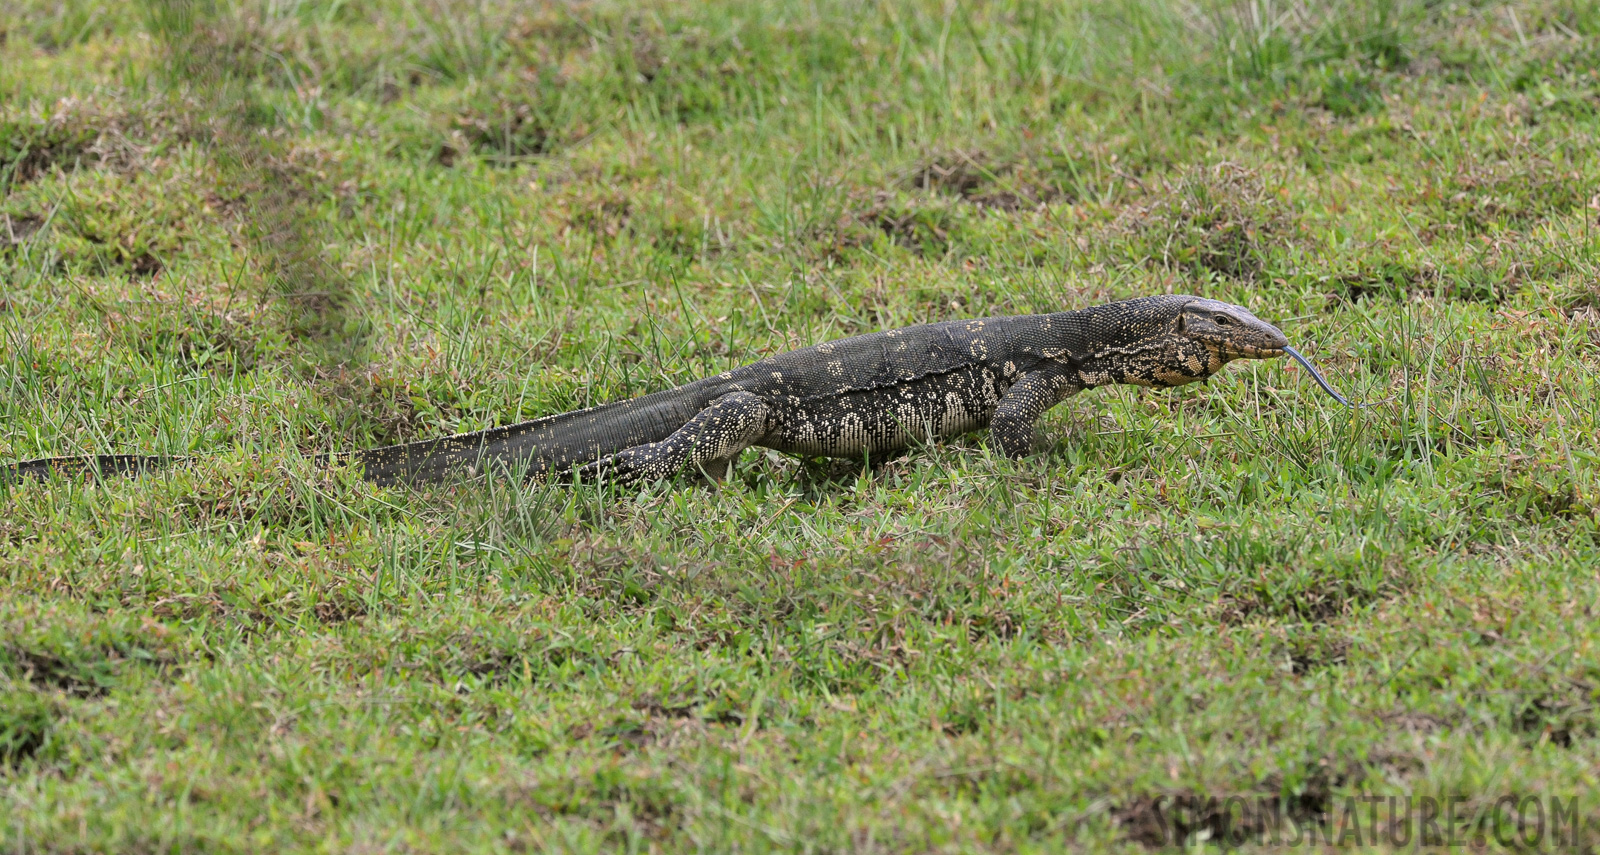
[7,295,1291,487]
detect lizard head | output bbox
[1080,295,1356,403]
[1090,295,1355,404]
[1174,297,1288,361]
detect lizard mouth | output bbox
[1220,344,1356,406]
[1227,345,1286,358]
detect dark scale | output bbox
[8,295,1301,487]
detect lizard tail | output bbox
[6,388,706,488]
[4,454,183,484]
[343,387,705,486]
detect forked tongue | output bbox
[1283,346,1355,407]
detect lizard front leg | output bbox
[577,391,771,486]
[989,365,1083,459]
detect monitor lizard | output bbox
[7,294,1351,487]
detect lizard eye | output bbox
[1214,315,1231,325]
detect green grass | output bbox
[3,0,1600,850]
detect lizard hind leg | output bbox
[694,454,735,485]
[577,391,771,487]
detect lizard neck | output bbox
[1076,334,1227,388]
